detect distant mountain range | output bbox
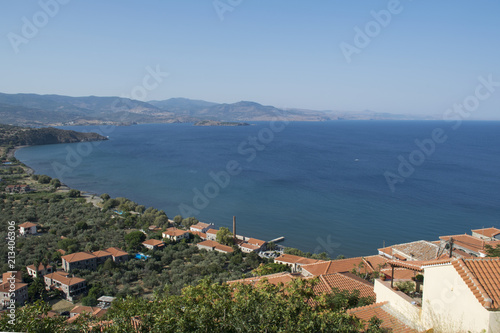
[0,92,435,126]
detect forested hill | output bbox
[0,123,107,146]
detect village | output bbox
[2,209,500,332]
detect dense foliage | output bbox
[0,123,107,146]
[0,279,385,333]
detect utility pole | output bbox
[449,237,454,258]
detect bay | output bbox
[15,121,500,257]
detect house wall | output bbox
[206,233,217,241]
[197,244,214,252]
[374,279,423,330]
[422,264,492,333]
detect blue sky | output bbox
[1,1,499,118]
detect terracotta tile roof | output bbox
[70,306,102,315]
[364,255,389,271]
[27,263,53,271]
[274,254,325,266]
[2,271,22,283]
[453,257,500,310]
[247,238,266,247]
[57,249,66,255]
[162,227,189,237]
[67,307,107,323]
[439,234,499,255]
[197,240,234,253]
[191,222,212,229]
[0,281,27,292]
[239,243,260,250]
[142,239,165,247]
[387,258,452,272]
[472,227,500,238]
[45,272,85,286]
[391,240,440,261]
[189,231,207,239]
[314,273,375,299]
[206,228,218,235]
[380,267,418,280]
[105,247,128,257]
[378,246,392,256]
[19,222,37,228]
[348,302,422,333]
[62,252,96,263]
[92,250,112,258]
[301,257,369,276]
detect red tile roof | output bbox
[364,255,389,271]
[274,254,325,266]
[19,222,37,228]
[162,228,189,237]
[453,257,500,310]
[314,273,375,299]
[191,222,212,229]
[27,263,53,271]
[387,258,452,272]
[348,302,422,333]
[206,228,218,235]
[142,239,165,247]
[45,272,85,286]
[2,271,22,283]
[439,234,498,255]
[105,247,128,257]
[380,267,418,280]
[197,240,234,253]
[247,238,266,247]
[239,243,260,250]
[0,281,27,292]
[301,257,371,276]
[189,231,207,239]
[472,227,500,238]
[62,252,96,263]
[92,250,112,258]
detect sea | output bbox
[15,121,500,258]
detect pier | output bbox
[268,236,285,243]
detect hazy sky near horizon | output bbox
[1,1,499,118]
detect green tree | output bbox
[181,217,199,229]
[100,193,111,201]
[485,244,500,257]
[252,262,290,276]
[173,215,183,226]
[81,295,98,306]
[216,227,234,246]
[68,189,81,198]
[50,178,61,188]
[125,231,146,251]
[28,276,48,301]
[38,175,52,184]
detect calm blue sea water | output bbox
[15,121,500,257]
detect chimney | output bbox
[233,216,236,239]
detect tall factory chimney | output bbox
[233,216,236,239]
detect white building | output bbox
[190,222,214,233]
[373,257,500,333]
[19,222,37,236]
